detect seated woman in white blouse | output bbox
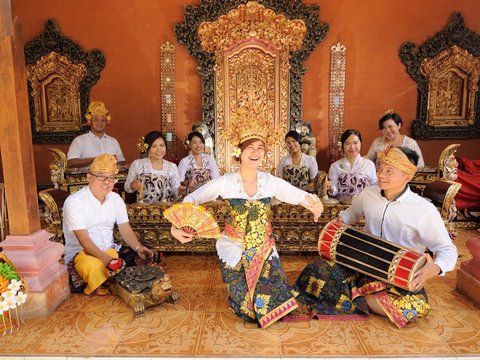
[328,129,377,201]
[366,110,425,168]
[178,131,220,195]
[276,130,318,191]
[125,131,180,203]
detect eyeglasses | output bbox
[89,173,118,184]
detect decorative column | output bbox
[160,41,177,162]
[0,0,69,317]
[328,43,346,164]
[456,236,480,305]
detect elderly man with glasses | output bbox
[63,154,154,295]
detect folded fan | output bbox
[163,203,221,239]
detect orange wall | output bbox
[12,0,480,183]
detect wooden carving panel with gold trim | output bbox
[26,52,86,134]
[400,13,480,138]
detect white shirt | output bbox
[339,186,457,274]
[184,172,312,267]
[328,154,377,198]
[276,153,319,180]
[67,131,125,162]
[124,158,181,195]
[178,153,220,182]
[365,135,425,168]
[63,186,129,263]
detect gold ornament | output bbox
[382,108,394,116]
[224,104,282,146]
[90,154,119,174]
[137,137,149,153]
[84,101,112,125]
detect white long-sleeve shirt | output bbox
[339,185,457,274]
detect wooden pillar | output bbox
[0,0,69,317]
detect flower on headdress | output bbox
[232,147,241,158]
[383,108,394,116]
[137,137,149,153]
[183,138,190,148]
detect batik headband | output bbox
[377,146,417,176]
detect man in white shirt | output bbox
[63,154,153,295]
[67,101,125,168]
[292,146,457,328]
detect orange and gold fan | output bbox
[163,203,221,239]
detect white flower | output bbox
[16,291,27,305]
[0,299,8,313]
[8,279,21,293]
[4,295,16,310]
[232,147,241,157]
[1,290,14,300]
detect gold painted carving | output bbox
[420,45,480,127]
[198,1,306,53]
[26,52,86,133]
[328,43,346,164]
[49,148,67,189]
[160,41,177,161]
[198,1,306,173]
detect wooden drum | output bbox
[318,220,426,291]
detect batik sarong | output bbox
[219,198,298,328]
[290,258,430,328]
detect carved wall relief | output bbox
[26,52,86,135]
[24,19,105,143]
[400,13,480,139]
[175,0,329,164]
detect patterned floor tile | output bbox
[196,311,282,356]
[280,320,368,356]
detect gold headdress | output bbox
[224,104,282,146]
[137,137,149,153]
[85,101,112,125]
[90,154,119,174]
[378,146,417,176]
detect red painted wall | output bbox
[11,0,480,183]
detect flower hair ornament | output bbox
[183,138,190,148]
[84,101,112,126]
[223,103,283,147]
[383,108,394,116]
[137,137,149,153]
[232,146,241,159]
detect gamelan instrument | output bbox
[318,220,426,291]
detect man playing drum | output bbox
[292,146,457,328]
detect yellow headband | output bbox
[85,101,112,125]
[378,146,417,176]
[90,154,119,174]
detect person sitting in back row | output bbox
[67,101,125,168]
[365,109,424,168]
[178,131,220,195]
[276,130,318,191]
[327,129,377,202]
[125,131,181,203]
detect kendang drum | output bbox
[318,220,426,291]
